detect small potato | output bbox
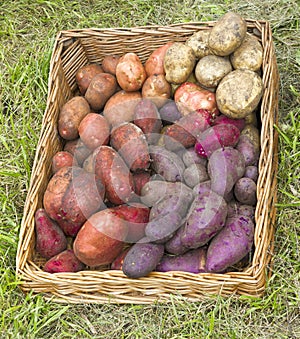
[244,165,258,182]
[101,55,120,75]
[63,138,92,166]
[85,73,118,111]
[144,42,173,76]
[141,74,171,108]
[110,123,150,172]
[78,113,110,150]
[44,249,85,273]
[58,96,91,140]
[236,135,260,166]
[174,82,218,116]
[234,177,257,205]
[213,114,246,132]
[116,52,147,91]
[132,171,151,196]
[75,63,104,95]
[52,151,78,173]
[122,241,164,278]
[164,42,196,84]
[183,163,209,188]
[216,69,264,119]
[240,124,260,150]
[227,200,255,220]
[35,208,67,259]
[159,100,182,124]
[195,55,232,88]
[182,148,207,168]
[73,209,128,267]
[230,34,263,71]
[133,98,162,144]
[93,146,135,205]
[103,90,142,126]
[185,30,211,59]
[208,12,247,56]
[164,225,188,255]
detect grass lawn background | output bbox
[0,0,299,338]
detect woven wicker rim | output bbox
[16,19,279,304]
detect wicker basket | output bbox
[16,19,279,304]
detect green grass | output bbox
[0,0,300,338]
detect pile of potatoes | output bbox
[35,12,263,277]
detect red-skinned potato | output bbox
[58,96,91,140]
[93,146,136,205]
[101,55,120,75]
[174,82,218,117]
[133,98,162,145]
[73,209,128,267]
[111,203,150,243]
[116,52,147,92]
[44,249,85,273]
[110,122,150,172]
[63,138,92,166]
[78,113,110,150]
[85,73,118,111]
[110,247,130,270]
[75,63,104,95]
[132,171,151,196]
[144,42,173,76]
[35,208,67,259]
[141,74,171,108]
[52,151,78,173]
[103,90,142,126]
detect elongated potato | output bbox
[44,249,85,273]
[181,189,228,249]
[144,42,173,76]
[183,163,209,188]
[110,122,150,172]
[205,215,254,272]
[93,146,135,205]
[58,96,91,140]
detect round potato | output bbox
[116,52,147,91]
[85,73,118,111]
[208,12,247,56]
[195,55,232,88]
[216,69,263,119]
[185,30,211,59]
[101,54,120,75]
[230,34,263,71]
[164,42,196,84]
[75,63,104,95]
[141,74,171,108]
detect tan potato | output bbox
[103,90,142,126]
[164,42,196,84]
[144,42,173,77]
[216,69,263,119]
[185,30,211,59]
[58,96,91,140]
[141,74,171,108]
[230,34,263,71]
[116,52,147,91]
[75,63,104,95]
[101,55,120,75]
[78,113,110,150]
[84,73,118,111]
[240,124,260,150]
[195,55,232,88]
[208,12,247,56]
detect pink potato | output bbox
[44,249,85,273]
[195,124,240,158]
[206,215,254,273]
[52,151,78,173]
[78,113,110,150]
[213,114,245,132]
[116,52,147,92]
[174,82,218,117]
[35,208,67,259]
[63,138,92,166]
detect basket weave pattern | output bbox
[16,20,279,304]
